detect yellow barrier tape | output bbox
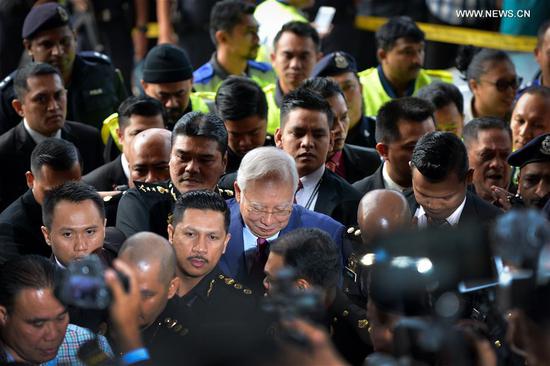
[355,15,537,53]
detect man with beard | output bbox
[463,117,513,207]
[116,111,228,239]
[507,133,550,209]
[0,2,127,134]
[358,16,433,117]
[193,0,275,93]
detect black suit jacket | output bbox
[315,169,363,226]
[406,190,502,226]
[352,164,385,196]
[83,155,127,191]
[342,143,381,184]
[0,189,49,264]
[0,120,103,210]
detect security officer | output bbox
[312,51,377,148]
[358,16,451,118]
[102,44,213,160]
[142,190,264,366]
[192,0,275,93]
[507,133,550,210]
[0,2,127,134]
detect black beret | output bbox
[22,3,70,39]
[508,133,550,168]
[311,51,357,78]
[142,44,193,83]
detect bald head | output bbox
[357,190,411,246]
[119,231,176,284]
[127,128,172,187]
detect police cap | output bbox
[142,44,193,83]
[22,3,70,39]
[507,133,550,168]
[311,51,357,78]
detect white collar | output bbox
[382,162,407,192]
[300,164,325,188]
[414,195,467,228]
[54,256,67,269]
[120,153,130,180]
[23,118,62,144]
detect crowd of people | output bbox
[0,1,550,365]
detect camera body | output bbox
[56,254,127,310]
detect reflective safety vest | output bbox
[101,92,214,149]
[264,84,280,135]
[358,68,452,117]
[193,61,276,93]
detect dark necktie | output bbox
[294,180,304,204]
[249,238,270,290]
[427,216,451,228]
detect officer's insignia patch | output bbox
[234,283,243,290]
[334,53,348,69]
[89,88,104,96]
[224,278,235,285]
[243,289,252,295]
[58,6,69,22]
[541,136,550,155]
[357,319,369,328]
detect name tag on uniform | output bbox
[89,88,104,96]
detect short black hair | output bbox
[172,111,228,155]
[30,138,82,178]
[280,86,334,129]
[375,16,425,51]
[456,46,513,82]
[210,0,255,44]
[118,95,166,131]
[301,77,345,101]
[270,228,339,290]
[0,255,60,313]
[273,21,320,51]
[375,97,434,144]
[215,76,268,121]
[537,20,550,48]
[172,190,230,233]
[416,81,464,115]
[42,181,105,229]
[14,62,62,100]
[462,117,512,148]
[411,131,470,183]
[519,85,550,102]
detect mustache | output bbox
[187,255,208,263]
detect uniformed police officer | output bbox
[0,2,127,134]
[507,133,550,209]
[143,190,263,366]
[312,51,377,148]
[115,111,232,240]
[193,0,275,93]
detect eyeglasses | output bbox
[480,77,523,92]
[242,191,293,220]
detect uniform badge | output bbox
[57,6,69,22]
[89,88,104,96]
[541,135,550,155]
[334,53,349,69]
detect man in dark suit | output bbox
[83,96,165,191]
[221,146,345,290]
[353,97,436,196]
[275,87,362,226]
[408,131,502,228]
[302,77,380,184]
[215,76,275,174]
[0,139,81,264]
[0,62,103,211]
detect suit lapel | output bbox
[14,122,36,154]
[314,170,338,216]
[458,192,476,225]
[222,200,247,277]
[374,165,385,189]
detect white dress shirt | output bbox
[24,118,61,144]
[295,165,325,210]
[413,196,467,228]
[120,153,131,180]
[382,162,407,192]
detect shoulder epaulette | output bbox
[216,274,253,295]
[346,226,362,238]
[217,187,234,198]
[78,51,112,65]
[161,317,190,337]
[247,60,272,72]
[136,181,177,202]
[193,63,215,84]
